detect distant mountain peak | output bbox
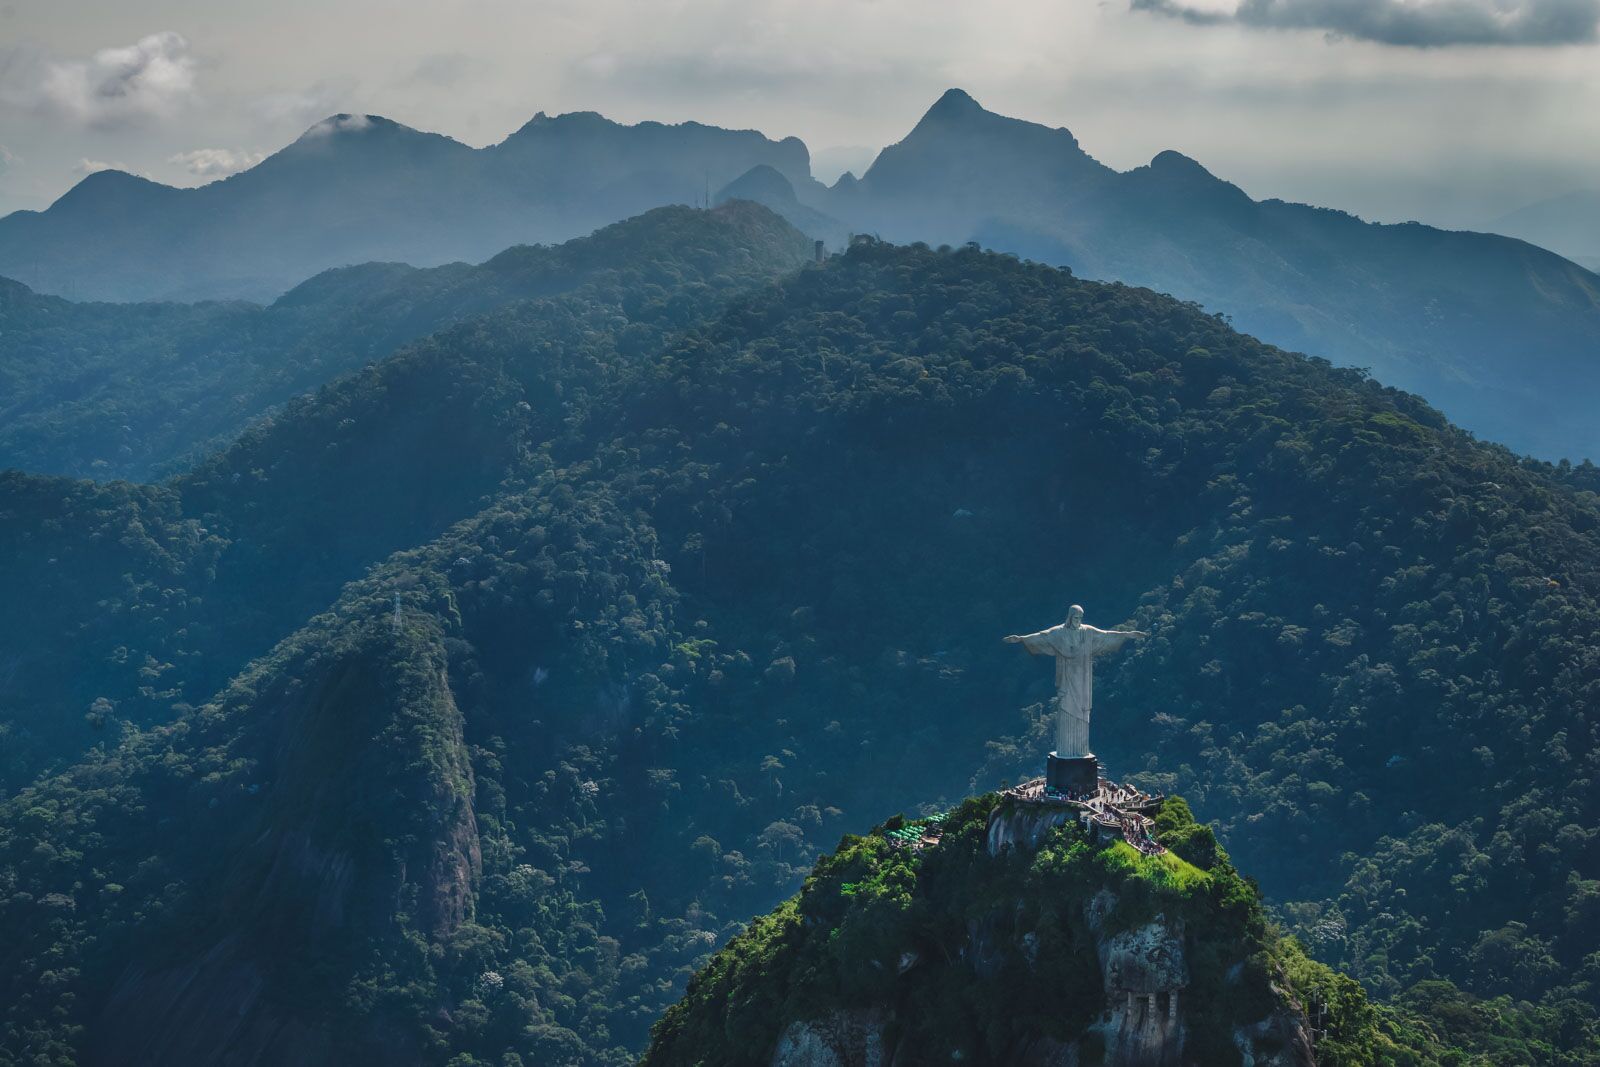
[857,88,1106,197]
[718,164,799,208]
[1149,149,1214,178]
[52,167,181,215]
[926,87,983,118]
[296,113,387,142]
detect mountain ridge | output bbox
[4,218,1599,1063]
[7,89,1600,460]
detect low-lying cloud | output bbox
[300,113,372,138]
[74,158,135,177]
[169,147,265,177]
[1132,0,1600,46]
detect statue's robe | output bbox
[1018,623,1139,757]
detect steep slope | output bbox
[0,200,808,480]
[717,165,847,247]
[822,87,1114,237]
[491,110,815,221]
[0,112,812,303]
[644,794,1448,1065]
[3,237,1600,1063]
[0,202,813,791]
[7,94,1600,462]
[820,92,1600,461]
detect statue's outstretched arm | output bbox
[1088,626,1148,654]
[1004,628,1054,653]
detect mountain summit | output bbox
[644,795,1393,1065]
[4,90,1600,457]
[0,109,811,303]
[915,86,988,123]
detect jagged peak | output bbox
[925,87,984,119]
[1148,149,1218,180]
[888,87,1095,159]
[510,109,612,135]
[502,108,804,154]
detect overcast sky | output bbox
[1,0,1597,229]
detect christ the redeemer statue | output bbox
[1005,605,1147,763]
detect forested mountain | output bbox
[5,91,1599,460]
[788,89,1600,461]
[645,795,1515,1065]
[0,203,811,480]
[0,201,814,792]
[2,210,1597,1063]
[0,112,811,304]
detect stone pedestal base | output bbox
[1046,752,1099,794]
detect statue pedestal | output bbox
[1047,751,1100,794]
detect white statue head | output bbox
[1066,604,1084,627]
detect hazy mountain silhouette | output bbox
[0,112,810,303]
[1491,188,1600,271]
[809,90,1600,461]
[715,164,845,245]
[5,90,1600,458]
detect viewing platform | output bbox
[1003,775,1167,855]
[883,810,949,852]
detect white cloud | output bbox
[1133,0,1600,47]
[168,147,265,177]
[28,32,198,126]
[74,157,134,176]
[300,113,372,138]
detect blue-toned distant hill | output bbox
[1491,188,1600,272]
[5,93,1600,462]
[791,89,1600,462]
[0,201,811,480]
[0,111,813,304]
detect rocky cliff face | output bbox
[986,799,1076,854]
[86,638,482,1067]
[772,1010,889,1067]
[765,805,1316,1067]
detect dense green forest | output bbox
[0,202,814,791]
[818,88,1600,461]
[2,209,1599,1063]
[646,794,1568,1065]
[10,91,1600,459]
[0,200,812,480]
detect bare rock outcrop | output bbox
[986,801,1076,855]
[771,1010,889,1067]
[87,643,481,1067]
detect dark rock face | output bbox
[91,936,333,1067]
[87,647,482,1067]
[771,1010,889,1067]
[1085,891,1190,1067]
